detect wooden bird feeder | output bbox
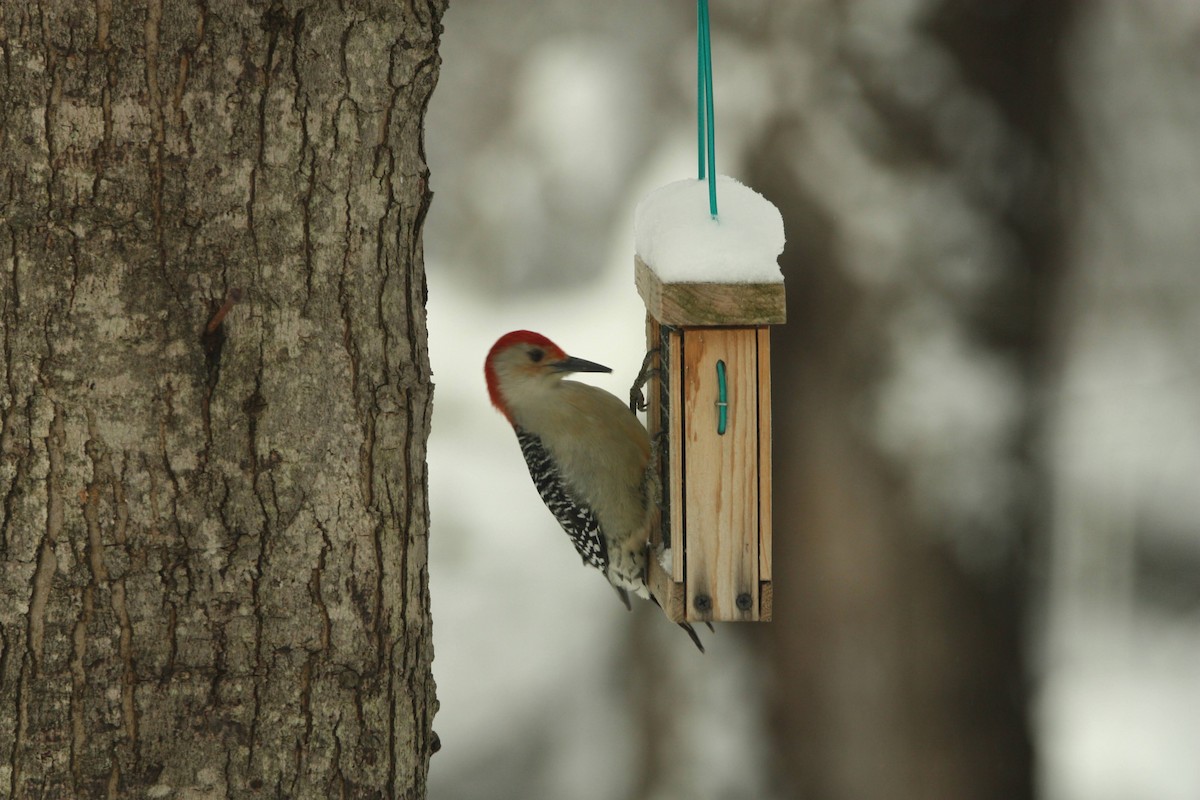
[635,254,785,624]
[633,1,783,624]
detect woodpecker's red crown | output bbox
[485,330,611,423]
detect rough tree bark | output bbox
[0,1,444,797]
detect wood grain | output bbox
[682,328,760,621]
[644,315,685,621]
[668,327,685,580]
[758,327,773,583]
[759,582,773,622]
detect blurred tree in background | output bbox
[749,3,1074,798]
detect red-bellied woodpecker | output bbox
[485,330,704,651]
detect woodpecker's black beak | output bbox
[553,355,612,374]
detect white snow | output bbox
[657,545,674,576]
[634,175,785,283]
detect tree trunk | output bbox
[0,1,444,797]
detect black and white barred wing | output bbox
[515,429,609,573]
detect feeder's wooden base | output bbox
[648,554,773,623]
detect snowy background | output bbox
[422,2,1200,799]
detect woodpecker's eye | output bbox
[528,348,545,363]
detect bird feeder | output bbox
[631,0,783,624]
[633,178,786,624]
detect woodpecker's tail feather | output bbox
[679,622,706,653]
[647,588,707,653]
[613,585,632,611]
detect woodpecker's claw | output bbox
[628,348,661,413]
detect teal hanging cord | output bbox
[697,10,706,183]
[715,359,728,435]
[697,0,718,219]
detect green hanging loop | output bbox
[697,10,707,184]
[715,359,728,435]
[697,0,718,219]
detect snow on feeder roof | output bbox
[634,175,785,285]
